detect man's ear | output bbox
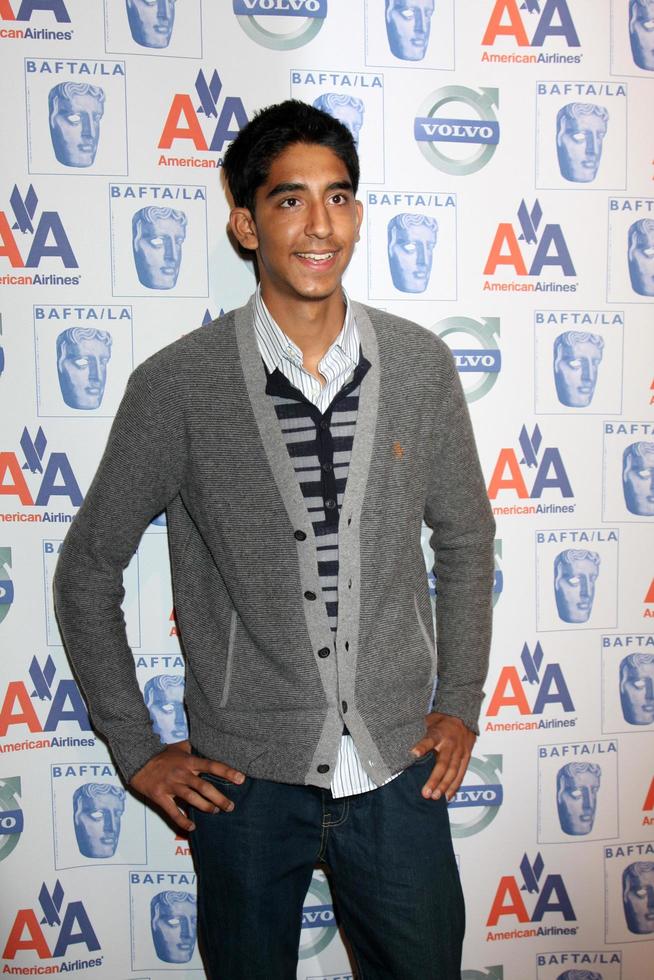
[354,198,364,243]
[229,207,259,251]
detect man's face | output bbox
[557,110,607,183]
[554,554,599,624]
[620,657,654,725]
[556,768,600,835]
[630,0,654,70]
[50,90,104,168]
[331,103,364,148]
[628,221,654,295]
[58,336,111,410]
[623,863,654,933]
[133,213,186,290]
[244,142,362,308]
[151,895,197,963]
[147,679,188,743]
[622,444,654,516]
[74,788,125,859]
[553,337,603,407]
[388,219,437,293]
[126,0,176,48]
[385,0,434,61]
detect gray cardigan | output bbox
[53,298,495,788]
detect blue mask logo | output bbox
[48,83,105,168]
[0,776,23,863]
[143,674,188,743]
[233,0,328,51]
[56,327,112,411]
[622,861,654,933]
[630,0,654,70]
[384,0,434,61]
[619,653,654,726]
[313,93,364,147]
[554,548,600,624]
[435,315,501,402]
[150,890,197,963]
[387,212,438,292]
[126,0,176,49]
[448,754,503,837]
[553,331,604,408]
[622,441,654,516]
[72,783,125,859]
[415,85,500,175]
[556,762,601,835]
[628,218,654,295]
[0,547,14,624]
[132,206,187,290]
[556,103,608,183]
[556,972,603,980]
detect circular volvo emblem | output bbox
[233,0,327,51]
[415,86,500,176]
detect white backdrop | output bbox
[0,2,653,978]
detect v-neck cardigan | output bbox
[53,297,496,787]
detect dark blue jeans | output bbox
[189,752,464,979]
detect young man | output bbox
[54,101,495,979]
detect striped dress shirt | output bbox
[254,287,400,797]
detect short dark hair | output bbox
[223,99,359,214]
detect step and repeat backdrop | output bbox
[0,1,653,978]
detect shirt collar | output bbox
[253,285,359,375]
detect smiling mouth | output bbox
[295,251,338,269]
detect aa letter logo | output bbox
[24,59,128,177]
[537,739,619,844]
[448,755,503,838]
[487,853,577,940]
[485,641,576,734]
[0,185,79,286]
[535,528,619,632]
[0,654,91,747]
[484,199,577,293]
[415,86,500,176]
[2,880,101,967]
[434,316,501,403]
[481,1,581,62]
[0,426,82,512]
[0,776,23,863]
[0,547,13,624]
[604,841,654,943]
[104,0,203,59]
[0,0,73,41]
[158,68,248,168]
[233,0,327,51]
[487,424,575,515]
[364,0,455,72]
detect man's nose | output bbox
[305,200,333,239]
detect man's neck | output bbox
[260,285,347,384]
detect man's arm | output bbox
[409,346,496,800]
[53,364,244,828]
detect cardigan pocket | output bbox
[413,592,437,675]
[218,609,238,709]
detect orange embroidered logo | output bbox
[393,441,404,460]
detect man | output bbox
[54,100,494,979]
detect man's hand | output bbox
[409,712,476,802]
[129,740,245,833]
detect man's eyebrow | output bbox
[265,179,353,199]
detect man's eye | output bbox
[280,198,299,209]
[331,194,347,205]
[67,114,81,123]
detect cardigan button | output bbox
[304,590,317,601]
[317,647,331,659]
[317,764,330,773]
[294,530,307,541]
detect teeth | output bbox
[298,252,334,260]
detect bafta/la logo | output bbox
[0,0,70,21]
[493,540,503,607]
[435,316,501,402]
[481,0,580,48]
[487,425,573,500]
[414,86,500,176]
[299,874,337,959]
[0,547,14,624]
[0,426,82,507]
[158,69,248,156]
[0,655,91,737]
[0,185,78,270]
[2,880,101,961]
[487,853,576,929]
[484,199,576,280]
[485,642,575,724]
[0,776,23,863]
[448,755,503,838]
[233,0,327,51]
